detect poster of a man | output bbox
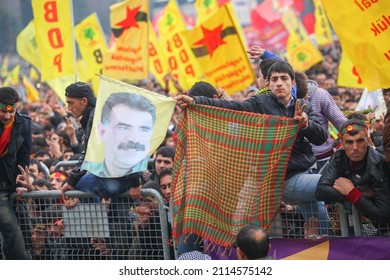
[81,75,175,179]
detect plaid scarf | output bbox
[0,118,14,157]
[172,105,299,247]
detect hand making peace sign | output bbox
[294,99,308,128]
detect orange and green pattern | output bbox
[172,104,299,247]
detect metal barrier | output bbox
[4,189,172,260]
[2,189,390,259]
[54,160,78,172]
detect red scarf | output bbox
[0,118,14,157]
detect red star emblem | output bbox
[194,25,226,57]
[115,6,141,35]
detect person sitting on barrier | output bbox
[316,118,390,224]
[235,224,273,260]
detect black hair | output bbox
[32,178,52,190]
[295,71,308,99]
[0,86,19,104]
[158,167,172,185]
[327,87,339,97]
[155,146,176,159]
[236,225,269,260]
[267,60,295,81]
[259,58,279,80]
[188,81,218,98]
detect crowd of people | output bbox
[0,39,389,260]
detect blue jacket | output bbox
[0,112,31,188]
[193,94,327,179]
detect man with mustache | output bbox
[76,92,156,198]
[88,92,155,177]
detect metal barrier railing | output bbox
[3,189,172,260]
[2,189,390,259]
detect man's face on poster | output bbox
[98,104,153,174]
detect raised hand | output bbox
[16,165,34,191]
[294,100,308,128]
[247,45,266,60]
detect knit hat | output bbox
[65,82,96,106]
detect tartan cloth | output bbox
[172,104,299,247]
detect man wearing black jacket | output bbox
[175,61,332,234]
[0,87,32,259]
[316,118,390,223]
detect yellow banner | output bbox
[4,64,20,86]
[23,76,40,103]
[32,0,76,81]
[337,50,365,89]
[285,39,323,72]
[282,9,310,45]
[156,0,203,91]
[195,0,218,24]
[149,23,169,88]
[16,21,41,71]
[313,0,333,47]
[1,56,9,78]
[29,67,40,81]
[103,0,149,81]
[46,75,77,104]
[181,4,255,95]
[75,13,107,82]
[82,75,176,178]
[321,0,390,90]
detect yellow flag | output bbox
[149,23,169,88]
[321,0,390,90]
[1,56,9,78]
[195,0,219,24]
[313,0,333,47]
[46,75,77,104]
[77,59,92,82]
[285,39,323,72]
[75,13,107,81]
[16,21,41,71]
[23,76,40,103]
[156,0,203,91]
[103,0,149,81]
[156,0,187,41]
[82,75,176,178]
[29,67,40,81]
[282,9,310,45]
[7,64,20,85]
[337,50,365,89]
[181,4,255,95]
[32,0,76,81]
